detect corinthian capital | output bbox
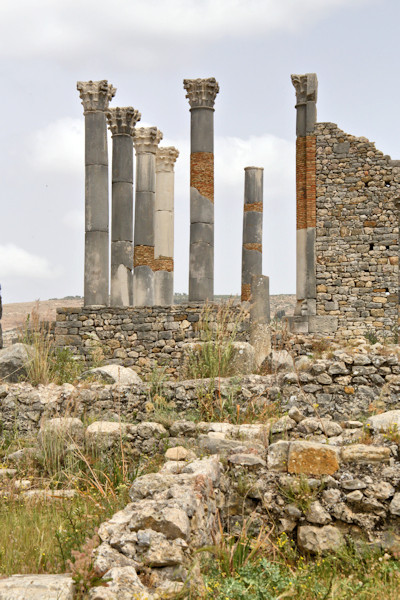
[291,73,318,105]
[133,127,163,154]
[106,107,141,136]
[156,147,179,172]
[183,77,219,109]
[77,80,116,113]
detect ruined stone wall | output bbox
[54,304,249,377]
[315,122,400,339]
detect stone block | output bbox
[288,441,340,476]
[0,574,75,599]
[308,316,338,334]
[341,444,390,464]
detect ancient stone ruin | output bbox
[289,73,400,340]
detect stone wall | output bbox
[315,122,400,339]
[54,304,249,378]
[1,347,399,436]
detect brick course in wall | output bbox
[54,304,249,378]
[296,136,317,230]
[315,122,400,339]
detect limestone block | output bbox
[128,503,190,540]
[0,343,34,382]
[267,441,289,472]
[82,365,142,385]
[165,446,192,461]
[93,542,139,573]
[288,441,340,476]
[85,421,130,449]
[0,574,75,599]
[308,316,338,334]
[368,410,400,432]
[389,493,400,516]
[297,525,344,554]
[341,444,390,464]
[269,350,294,372]
[305,501,332,524]
[228,454,266,468]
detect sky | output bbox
[1,0,399,303]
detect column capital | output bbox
[183,77,219,109]
[291,73,318,105]
[77,80,116,113]
[133,127,163,154]
[156,147,179,172]
[106,107,141,136]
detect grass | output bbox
[0,421,163,580]
[195,536,400,600]
[184,300,247,380]
[0,493,114,575]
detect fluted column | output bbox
[106,107,141,307]
[183,77,219,302]
[133,127,163,306]
[241,167,264,302]
[77,79,116,306]
[155,147,179,305]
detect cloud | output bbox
[0,0,373,66]
[29,118,84,174]
[0,244,60,279]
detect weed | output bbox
[278,475,324,513]
[184,301,246,380]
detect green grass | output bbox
[201,546,400,600]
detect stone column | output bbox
[155,146,179,305]
[250,275,271,369]
[291,73,318,327]
[183,77,219,302]
[106,107,141,307]
[241,167,264,302]
[77,80,116,306]
[133,127,163,306]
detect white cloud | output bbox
[0,244,60,279]
[29,118,83,174]
[0,0,373,65]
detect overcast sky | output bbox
[1,0,399,303]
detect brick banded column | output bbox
[183,77,219,302]
[133,127,163,306]
[291,73,317,319]
[77,80,116,306]
[241,167,264,302]
[155,147,179,305]
[106,107,141,307]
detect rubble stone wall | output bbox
[54,304,249,377]
[315,122,400,339]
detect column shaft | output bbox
[184,78,219,302]
[291,74,318,318]
[107,107,141,307]
[155,147,179,305]
[133,127,163,306]
[250,274,271,369]
[77,80,116,306]
[241,167,263,302]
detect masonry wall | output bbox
[54,304,249,378]
[315,122,400,339]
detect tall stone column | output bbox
[133,127,163,306]
[183,77,219,302]
[106,107,141,307]
[77,80,116,306]
[155,146,179,305]
[241,167,264,302]
[291,73,318,328]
